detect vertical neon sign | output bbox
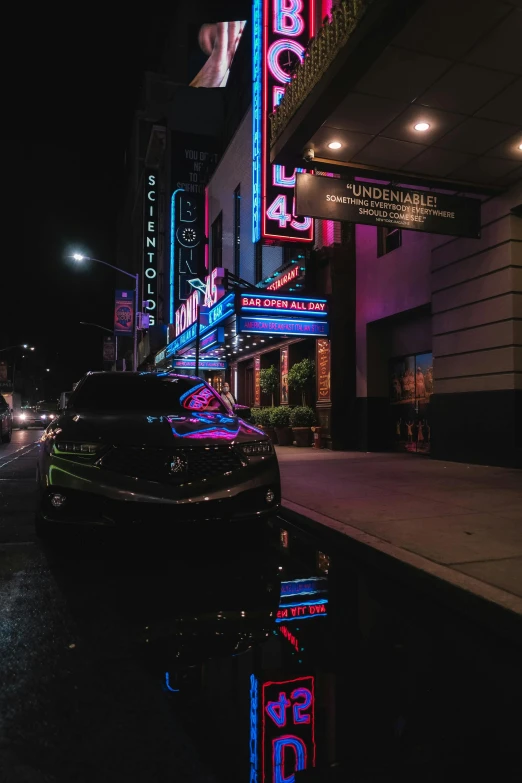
[144,171,158,325]
[261,676,316,782]
[253,0,315,244]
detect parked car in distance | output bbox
[36,372,281,536]
[0,395,13,443]
[16,406,41,429]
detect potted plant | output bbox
[289,406,316,447]
[287,358,315,406]
[256,406,277,444]
[259,365,279,407]
[270,406,292,446]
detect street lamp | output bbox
[72,254,139,371]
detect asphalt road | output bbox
[0,429,226,783]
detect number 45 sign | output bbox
[262,676,316,783]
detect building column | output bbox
[430,184,521,467]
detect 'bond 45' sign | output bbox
[253,0,315,243]
[262,676,316,782]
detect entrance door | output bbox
[390,352,433,454]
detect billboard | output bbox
[253,0,315,243]
[295,174,482,239]
[189,20,247,88]
[114,290,135,336]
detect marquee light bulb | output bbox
[414,122,430,132]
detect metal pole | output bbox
[195,298,201,377]
[134,273,139,372]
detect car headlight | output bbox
[18,413,26,420]
[49,414,55,419]
[53,442,99,456]
[40,414,47,420]
[239,441,273,456]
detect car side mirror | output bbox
[234,404,251,420]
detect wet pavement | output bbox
[1,431,521,781]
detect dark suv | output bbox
[36,372,281,536]
[0,395,13,443]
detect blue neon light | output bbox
[250,674,258,783]
[252,0,263,243]
[165,672,180,692]
[170,188,185,324]
[201,293,235,334]
[280,578,328,598]
[239,317,329,337]
[276,613,328,624]
[166,323,197,357]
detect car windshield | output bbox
[70,374,230,414]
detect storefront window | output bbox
[390,352,432,454]
[378,226,402,256]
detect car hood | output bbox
[55,410,266,448]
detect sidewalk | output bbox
[276,448,522,620]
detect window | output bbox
[377,227,402,256]
[233,185,241,277]
[211,212,223,271]
[71,374,229,414]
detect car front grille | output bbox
[99,445,245,484]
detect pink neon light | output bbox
[266,266,300,291]
[322,0,334,20]
[267,39,305,84]
[272,736,307,783]
[274,0,305,37]
[273,86,286,110]
[262,0,315,243]
[273,165,295,188]
[262,676,316,783]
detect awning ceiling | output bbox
[272,0,522,191]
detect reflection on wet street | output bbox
[1,437,521,782]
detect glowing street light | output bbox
[71,252,139,371]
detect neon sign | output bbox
[172,359,226,370]
[170,189,204,323]
[240,294,328,316]
[175,289,199,337]
[276,599,328,622]
[261,676,316,782]
[206,292,235,331]
[250,675,259,783]
[253,0,315,243]
[280,577,328,597]
[266,265,300,291]
[199,327,225,352]
[278,624,300,651]
[144,171,158,325]
[239,317,329,337]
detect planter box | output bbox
[274,426,293,446]
[292,427,311,447]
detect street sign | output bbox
[102,336,116,363]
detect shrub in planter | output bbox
[256,406,277,443]
[289,406,316,447]
[250,408,262,426]
[270,406,292,446]
[287,358,315,406]
[259,365,279,407]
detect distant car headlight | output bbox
[40,414,47,420]
[53,442,100,456]
[18,413,26,420]
[239,441,273,457]
[49,414,55,419]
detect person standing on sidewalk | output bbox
[221,383,236,409]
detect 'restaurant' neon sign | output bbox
[253,0,315,243]
[266,265,300,290]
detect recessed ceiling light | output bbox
[519,142,522,150]
[328,141,342,150]
[414,122,430,132]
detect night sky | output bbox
[5,9,169,399]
